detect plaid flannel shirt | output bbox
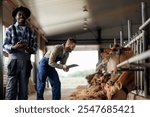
[3,22,37,60]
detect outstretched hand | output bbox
[63,65,69,72]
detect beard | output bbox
[65,47,72,52]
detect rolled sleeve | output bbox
[3,28,13,53]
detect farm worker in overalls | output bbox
[36,38,76,100]
[3,6,37,100]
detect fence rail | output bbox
[117,50,150,68]
[117,16,150,97]
[139,17,150,30]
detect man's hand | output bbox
[25,47,34,54]
[12,41,27,49]
[62,65,69,72]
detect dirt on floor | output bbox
[28,77,88,100]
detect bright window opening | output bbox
[57,50,98,89]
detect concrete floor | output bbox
[28,77,88,100]
[28,88,75,100]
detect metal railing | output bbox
[117,16,150,97]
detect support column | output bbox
[141,2,149,97]
[0,0,4,99]
[97,27,101,44]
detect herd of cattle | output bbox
[69,44,136,100]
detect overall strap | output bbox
[12,25,18,44]
[12,25,17,36]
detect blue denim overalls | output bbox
[37,56,63,100]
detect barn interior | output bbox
[0,0,150,100]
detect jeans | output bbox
[36,57,61,100]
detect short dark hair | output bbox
[68,37,77,44]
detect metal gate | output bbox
[117,2,150,97]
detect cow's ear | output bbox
[115,81,122,90]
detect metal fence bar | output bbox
[139,18,150,30]
[122,2,149,97]
[141,1,149,97]
[117,50,150,68]
[120,31,123,46]
[128,20,132,44]
[124,32,143,47]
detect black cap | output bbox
[12,6,31,18]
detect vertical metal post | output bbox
[141,2,149,97]
[114,38,116,45]
[141,2,147,24]
[127,20,132,44]
[120,31,123,46]
[0,0,4,99]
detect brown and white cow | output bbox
[104,46,136,100]
[104,71,135,100]
[69,45,136,100]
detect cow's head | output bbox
[104,81,122,100]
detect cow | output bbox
[104,46,136,100]
[69,45,136,100]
